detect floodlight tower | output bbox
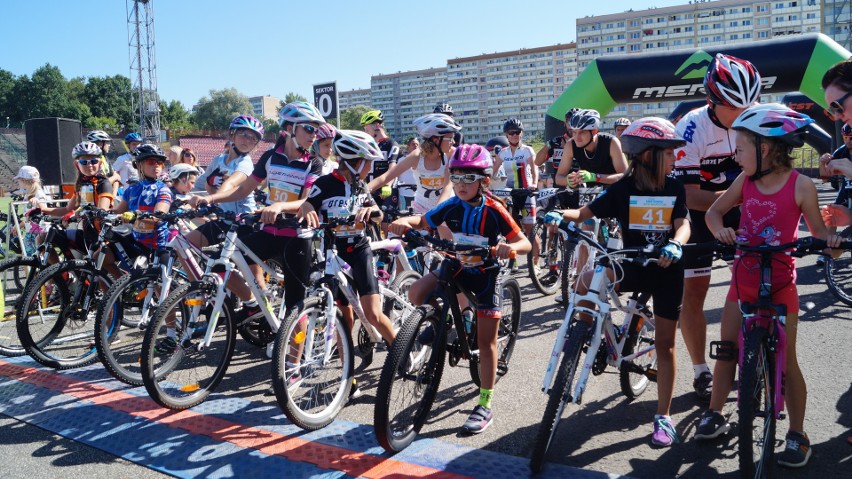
[127,0,161,142]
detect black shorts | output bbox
[616,261,684,321]
[682,208,739,278]
[239,231,312,311]
[449,263,503,314]
[337,241,380,297]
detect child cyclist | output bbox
[544,117,691,447]
[389,143,531,434]
[696,104,841,469]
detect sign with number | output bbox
[313,82,338,121]
[628,195,676,232]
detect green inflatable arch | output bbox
[544,33,851,139]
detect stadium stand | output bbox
[178,136,275,166]
[0,129,27,193]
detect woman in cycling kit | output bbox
[696,104,841,469]
[545,117,691,447]
[390,143,531,435]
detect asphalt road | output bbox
[2,181,851,478]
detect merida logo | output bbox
[674,51,714,80]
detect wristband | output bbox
[668,239,682,247]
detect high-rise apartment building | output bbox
[823,0,852,51]
[339,88,371,111]
[576,0,820,125]
[370,67,447,141]
[248,95,280,122]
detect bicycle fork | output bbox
[739,315,788,419]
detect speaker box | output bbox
[25,117,82,186]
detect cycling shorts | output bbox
[240,231,311,311]
[446,263,503,318]
[682,208,739,278]
[338,240,380,297]
[616,261,684,321]
[509,190,537,226]
[196,220,251,246]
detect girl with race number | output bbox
[696,104,841,469]
[390,143,531,434]
[545,117,691,447]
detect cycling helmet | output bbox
[168,163,199,181]
[413,113,461,138]
[332,130,383,162]
[278,101,325,127]
[485,135,510,152]
[72,141,102,158]
[564,107,581,121]
[359,110,384,126]
[433,103,454,116]
[842,123,852,137]
[315,123,337,140]
[619,117,686,155]
[124,132,143,143]
[568,109,602,130]
[731,103,813,147]
[86,130,111,143]
[614,117,631,127]
[228,114,264,138]
[503,118,524,132]
[133,144,167,161]
[704,53,762,109]
[449,144,493,176]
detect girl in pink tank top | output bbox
[700,104,842,468]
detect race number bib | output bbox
[453,233,489,267]
[269,183,300,203]
[332,222,365,237]
[133,218,156,235]
[80,185,94,206]
[419,176,444,190]
[628,196,675,232]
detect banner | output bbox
[313,82,338,122]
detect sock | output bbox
[693,363,711,379]
[655,414,671,421]
[478,388,493,409]
[243,299,258,308]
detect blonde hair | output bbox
[420,138,437,155]
[16,178,42,199]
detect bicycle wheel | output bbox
[530,318,590,473]
[619,312,657,399]
[559,240,579,305]
[239,257,285,347]
[527,222,563,295]
[0,256,43,356]
[16,260,110,369]
[738,327,776,479]
[469,277,522,387]
[374,305,447,453]
[271,295,354,430]
[382,270,421,330]
[95,270,161,385]
[141,282,236,410]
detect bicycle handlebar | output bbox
[401,229,517,260]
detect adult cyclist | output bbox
[113,132,142,189]
[360,110,400,211]
[535,108,581,189]
[614,117,631,139]
[493,118,538,238]
[672,53,762,401]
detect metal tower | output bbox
[127,0,161,142]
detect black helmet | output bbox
[503,118,523,132]
[132,144,168,170]
[564,107,581,121]
[843,123,852,137]
[433,103,454,116]
[485,136,510,155]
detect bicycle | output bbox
[15,208,135,369]
[823,225,852,306]
[270,214,419,430]
[527,188,575,295]
[373,230,521,453]
[529,222,658,473]
[706,237,845,478]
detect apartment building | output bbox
[339,88,371,111]
[576,0,820,126]
[248,95,280,122]
[824,0,852,51]
[370,67,447,141]
[447,44,578,144]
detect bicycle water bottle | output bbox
[406,249,420,271]
[462,308,475,334]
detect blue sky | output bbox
[1,0,688,109]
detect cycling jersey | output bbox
[112,153,139,187]
[547,134,572,172]
[306,171,375,249]
[832,145,852,208]
[571,132,618,183]
[412,154,447,214]
[369,137,400,181]
[497,144,536,189]
[672,105,740,192]
[425,195,521,247]
[197,153,256,215]
[122,179,172,250]
[76,175,115,208]
[251,147,323,237]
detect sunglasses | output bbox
[830,91,852,116]
[506,130,522,136]
[299,124,319,135]
[76,159,100,166]
[143,158,166,166]
[235,130,260,142]
[450,173,487,184]
[182,152,195,158]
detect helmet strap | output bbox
[230,141,248,157]
[749,137,773,180]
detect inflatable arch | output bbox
[545,32,851,152]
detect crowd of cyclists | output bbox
[4,51,852,474]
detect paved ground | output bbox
[1,181,851,478]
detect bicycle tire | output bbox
[469,277,522,387]
[619,312,657,399]
[0,256,43,356]
[16,260,110,369]
[738,326,776,479]
[382,270,421,330]
[141,282,236,410]
[271,295,354,430]
[374,305,446,453]
[527,222,563,295]
[94,270,159,385]
[239,257,286,347]
[530,318,590,473]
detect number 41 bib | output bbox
[628,196,676,232]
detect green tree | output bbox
[84,75,132,128]
[16,64,91,123]
[262,118,280,137]
[284,92,308,104]
[339,105,370,130]
[84,115,118,131]
[0,69,16,124]
[191,88,253,130]
[159,99,194,130]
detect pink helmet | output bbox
[620,117,686,154]
[315,123,337,140]
[449,143,493,175]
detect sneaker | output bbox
[265,342,274,359]
[693,371,713,401]
[651,416,680,447]
[235,304,263,326]
[694,410,731,440]
[462,405,493,434]
[778,431,812,468]
[154,336,178,355]
[349,380,363,400]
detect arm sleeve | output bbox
[672,117,701,186]
[305,158,323,190]
[424,199,453,229]
[492,202,522,242]
[305,180,324,211]
[250,151,271,181]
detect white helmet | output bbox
[332,130,383,162]
[72,141,103,158]
[168,163,199,181]
[278,101,326,127]
[413,113,461,139]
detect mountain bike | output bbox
[527,188,575,295]
[373,230,521,453]
[824,225,852,306]
[530,222,658,473]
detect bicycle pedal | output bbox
[645,368,658,382]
